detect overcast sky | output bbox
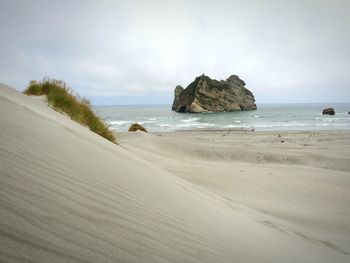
[0,0,349,104]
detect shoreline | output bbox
[118,128,350,134]
[99,103,350,132]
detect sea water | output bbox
[94,103,350,132]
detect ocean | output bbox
[94,103,350,132]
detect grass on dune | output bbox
[24,78,116,143]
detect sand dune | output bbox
[1,83,349,262]
[121,130,350,252]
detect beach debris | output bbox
[322,107,335,115]
[128,123,148,132]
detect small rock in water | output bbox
[322,107,335,115]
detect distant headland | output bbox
[172,74,256,113]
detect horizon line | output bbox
[93,102,350,107]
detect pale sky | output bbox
[0,0,349,104]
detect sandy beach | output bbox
[1,83,350,262]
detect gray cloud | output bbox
[0,0,349,104]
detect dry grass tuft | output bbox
[128,123,148,132]
[24,78,116,143]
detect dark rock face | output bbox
[172,74,256,113]
[171,85,184,111]
[322,107,335,115]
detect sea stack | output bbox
[322,107,335,115]
[172,74,256,113]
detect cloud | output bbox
[0,0,349,104]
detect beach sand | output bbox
[1,83,350,262]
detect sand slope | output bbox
[121,129,350,259]
[1,83,349,262]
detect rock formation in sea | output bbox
[322,107,335,115]
[171,85,184,111]
[172,74,256,113]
